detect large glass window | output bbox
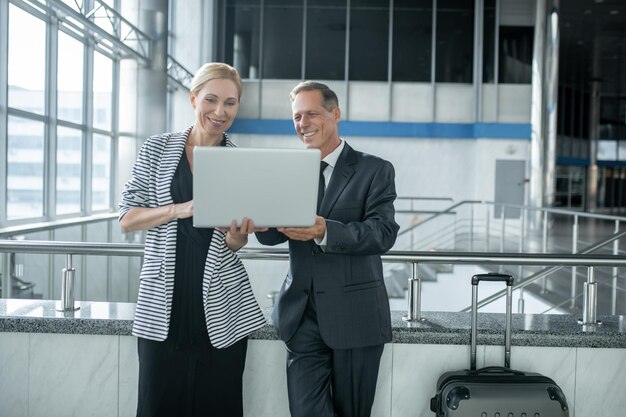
[262,0,303,79]
[58,31,85,124]
[305,0,347,80]
[3,2,122,225]
[499,26,533,84]
[392,0,432,82]
[92,134,112,211]
[225,0,261,79]
[435,0,474,83]
[93,52,113,130]
[482,0,496,82]
[600,97,621,137]
[8,4,46,115]
[56,127,83,215]
[349,0,389,81]
[7,117,45,220]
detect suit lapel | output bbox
[320,143,357,217]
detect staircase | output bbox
[388,199,626,316]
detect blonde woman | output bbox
[119,63,265,417]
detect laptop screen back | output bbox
[192,147,321,228]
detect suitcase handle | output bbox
[470,273,514,371]
[471,366,525,376]
[472,273,514,286]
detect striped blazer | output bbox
[119,126,266,348]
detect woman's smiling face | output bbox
[190,78,240,138]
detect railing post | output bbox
[519,207,526,253]
[579,266,601,326]
[518,265,525,313]
[1,252,11,298]
[470,204,475,251]
[57,254,79,312]
[500,205,505,252]
[541,211,549,293]
[570,215,579,308]
[485,205,490,251]
[611,220,619,315]
[542,211,548,252]
[403,262,425,323]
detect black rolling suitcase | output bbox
[430,273,570,417]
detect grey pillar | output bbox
[543,1,559,209]
[137,0,168,140]
[587,37,602,212]
[529,0,559,225]
[529,0,548,225]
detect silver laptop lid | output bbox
[192,147,321,228]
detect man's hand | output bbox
[278,216,326,241]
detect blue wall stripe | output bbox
[229,119,531,139]
[598,160,626,167]
[557,156,590,166]
[554,158,626,167]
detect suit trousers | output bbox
[285,292,384,417]
[136,335,247,417]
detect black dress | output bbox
[136,142,248,417]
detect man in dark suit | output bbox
[256,81,399,417]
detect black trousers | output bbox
[285,294,384,417]
[136,336,248,417]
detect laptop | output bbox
[192,147,321,228]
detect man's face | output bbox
[291,90,341,158]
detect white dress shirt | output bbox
[314,139,346,248]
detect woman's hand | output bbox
[222,218,268,252]
[120,200,194,233]
[173,200,194,220]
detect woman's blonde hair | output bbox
[190,62,243,100]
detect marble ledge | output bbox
[1,299,626,348]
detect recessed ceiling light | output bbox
[584,9,592,14]
[610,10,619,15]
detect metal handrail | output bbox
[1,240,625,267]
[398,199,626,238]
[394,196,456,215]
[397,200,472,237]
[395,196,454,202]
[2,239,625,324]
[0,213,119,238]
[460,229,626,313]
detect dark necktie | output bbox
[317,161,329,212]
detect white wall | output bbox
[233,82,532,124]
[2,332,623,417]
[231,133,529,205]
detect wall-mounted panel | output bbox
[482,83,498,122]
[260,80,300,119]
[348,82,390,121]
[500,0,534,26]
[391,83,433,122]
[0,332,28,417]
[498,84,532,122]
[239,80,261,119]
[435,84,474,122]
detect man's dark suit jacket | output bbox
[257,142,400,350]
